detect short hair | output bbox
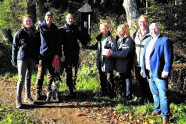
[66,13,73,20]
[100,23,109,31]
[45,11,53,16]
[137,15,148,25]
[117,23,130,36]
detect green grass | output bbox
[1,56,186,123]
[0,102,39,124]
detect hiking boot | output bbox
[46,92,51,102]
[163,118,169,124]
[16,97,22,109]
[36,92,42,100]
[24,97,35,104]
[152,112,159,116]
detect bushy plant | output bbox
[115,104,130,113]
[0,0,27,34]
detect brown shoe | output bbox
[152,112,159,116]
[16,97,22,109]
[163,118,169,124]
[24,97,34,104]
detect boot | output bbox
[36,90,42,100]
[46,91,51,102]
[16,97,22,109]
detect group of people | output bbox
[12,12,82,109]
[12,11,173,123]
[97,15,173,123]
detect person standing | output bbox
[86,23,116,98]
[141,23,173,124]
[103,24,134,100]
[133,15,152,102]
[59,13,85,96]
[36,11,62,101]
[12,15,40,108]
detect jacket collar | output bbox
[96,31,111,41]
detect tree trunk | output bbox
[1,29,13,43]
[27,0,36,25]
[36,0,46,23]
[123,0,139,36]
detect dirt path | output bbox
[0,77,121,124]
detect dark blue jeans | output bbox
[17,58,35,98]
[120,72,131,98]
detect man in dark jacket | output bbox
[59,13,83,96]
[36,11,63,101]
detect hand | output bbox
[161,71,169,78]
[102,49,112,57]
[54,55,59,60]
[35,64,38,69]
[140,70,144,77]
[60,56,65,62]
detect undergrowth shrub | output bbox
[0,102,38,123]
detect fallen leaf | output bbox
[77,113,86,116]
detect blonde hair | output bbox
[117,23,130,36]
[66,13,73,20]
[100,23,109,31]
[137,15,148,25]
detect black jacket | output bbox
[59,23,81,55]
[11,26,40,65]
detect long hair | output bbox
[117,23,130,37]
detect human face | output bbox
[149,23,160,38]
[117,28,125,38]
[23,17,32,28]
[101,26,108,35]
[45,16,53,25]
[139,17,148,31]
[66,14,74,25]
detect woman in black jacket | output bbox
[12,15,40,109]
[103,24,134,100]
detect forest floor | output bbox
[0,77,134,124]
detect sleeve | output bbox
[163,39,173,73]
[86,42,98,50]
[112,37,133,58]
[11,31,20,66]
[56,28,63,58]
[35,31,41,64]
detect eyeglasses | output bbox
[140,21,147,23]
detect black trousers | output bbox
[98,62,114,96]
[135,66,152,100]
[64,53,80,93]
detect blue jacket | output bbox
[38,21,62,57]
[11,26,40,65]
[141,35,173,78]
